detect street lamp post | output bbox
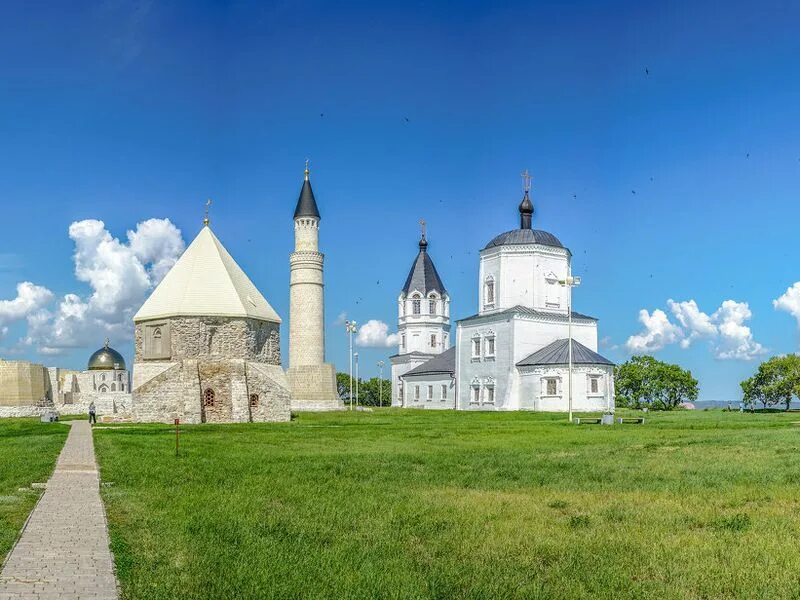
[558,273,582,423]
[354,352,360,408]
[345,320,357,410]
[377,361,385,407]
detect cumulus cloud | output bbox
[356,320,400,348]
[625,309,683,353]
[626,298,766,360]
[667,299,716,349]
[774,282,800,325]
[712,300,765,360]
[17,218,184,353]
[0,283,54,336]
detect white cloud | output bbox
[333,311,348,327]
[626,298,766,361]
[625,309,683,353]
[667,299,716,348]
[0,282,54,339]
[22,218,184,352]
[712,300,765,360]
[774,282,800,325]
[356,320,399,348]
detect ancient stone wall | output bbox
[0,360,52,407]
[135,317,280,365]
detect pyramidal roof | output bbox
[133,226,281,323]
[402,235,447,296]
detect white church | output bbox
[390,175,615,412]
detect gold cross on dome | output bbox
[419,219,426,239]
[521,169,532,193]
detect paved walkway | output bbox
[0,421,118,599]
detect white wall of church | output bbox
[518,365,614,412]
[403,374,455,409]
[478,246,571,316]
[390,355,433,406]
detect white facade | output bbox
[394,182,615,413]
[390,232,450,407]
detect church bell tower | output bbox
[287,162,343,410]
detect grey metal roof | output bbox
[404,347,456,377]
[458,305,597,324]
[294,177,321,219]
[402,238,447,296]
[516,338,614,367]
[484,228,564,250]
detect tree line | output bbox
[615,353,800,411]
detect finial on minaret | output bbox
[203,199,212,227]
[304,159,310,181]
[419,219,428,250]
[518,169,533,230]
[104,337,110,348]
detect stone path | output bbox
[0,421,118,599]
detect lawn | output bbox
[94,409,800,599]
[0,419,69,561]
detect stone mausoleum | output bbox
[131,218,291,423]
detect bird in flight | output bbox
[645,67,650,76]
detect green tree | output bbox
[741,354,800,410]
[336,373,391,407]
[614,355,699,410]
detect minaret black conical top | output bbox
[519,190,533,229]
[402,229,446,295]
[293,164,321,220]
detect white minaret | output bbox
[287,162,343,410]
[390,222,450,406]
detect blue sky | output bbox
[1,0,799,401]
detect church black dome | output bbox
[483,228,564,250]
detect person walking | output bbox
[88,401,97,425]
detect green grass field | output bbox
[0,419,68,561]
[92,409,800,599]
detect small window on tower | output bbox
[485,278,495,307]
[203,388,215,407]
[413,298,421,315]
[430,334,437,348]
[249,394,259,408]
[429,299,436,315]
[401,334,406,349]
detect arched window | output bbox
[428,294,438,315]
[484,277,495,307]
[99,384,108,393]
[111,383,116,391]
[203,388,215,407]
[152,327,162,355]
[412,294,421,315]
[249,394,259,408]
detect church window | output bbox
[443,334,448,348]
[121,384,125,392]
[485,277,495,307]
[249,394,259,408]
[441,385,447,400]
[429,299,436,315]
[101,373,106,381]
[472,337,482,358]
[203,388,215,407]
[430,334,437,348]
[111,383,116,392]
[99,384,108,393]
[545,378,558,396]
[427,385,433,401]
[589,376,600,395]
[412,296,421,315]
[401,334,406,350]
[398,381,404,401]
[485,336,496,357]
[414,385,420,401]
[485,386,495,404]
[152,327,163,355]
[471,385,481,404]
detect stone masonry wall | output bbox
[135,317,280,364]
[0,360,52,407]
[289,251,325,367]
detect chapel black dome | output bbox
[483,228,564,250]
